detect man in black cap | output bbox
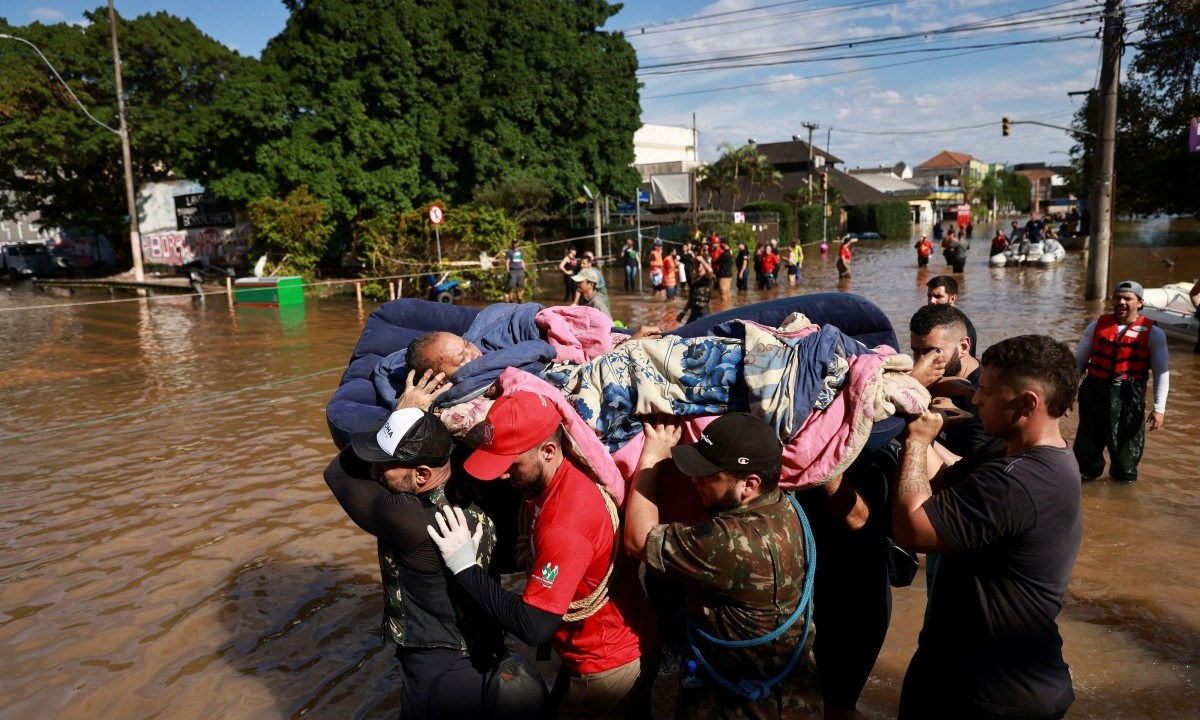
[323,405,543,719]
[624,413,820,718]
[1073,279,1170,483]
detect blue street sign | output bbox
[615,201,636,215]
[638,189,650,203]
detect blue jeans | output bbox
[624,264,637,290]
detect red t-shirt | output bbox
[839,244,852,262]
[522,460,655,673]
[761,251,778,274]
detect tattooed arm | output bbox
[892,409,952,553]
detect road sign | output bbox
[429,206,444,225]
[638,189,650,203]
[615,201,636,215]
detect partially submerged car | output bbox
[1,242,57,280]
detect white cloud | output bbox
[29,7,66,23]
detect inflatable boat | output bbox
[1142,281,1199,342]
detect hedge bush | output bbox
[845,200,910,238]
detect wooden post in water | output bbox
[355,280,363,310]
[1086,0,1123,300]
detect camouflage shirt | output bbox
[646,488,819,719]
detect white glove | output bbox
[427,505,483,575]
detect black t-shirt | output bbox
[902,445,1082,718]
[962,311,979,357]
[714,249,733,278]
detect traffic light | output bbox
[821,172,828,191]
[1002,116,1011,136]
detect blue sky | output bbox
[4,1,1138,171]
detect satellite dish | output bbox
[253,255,268,277]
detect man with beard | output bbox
[427,391,657,719]
[624,413,820,719]
[909,304,990,459]
[1073,280,1169,483]
[925,275,979,357]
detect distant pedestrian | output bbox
[736,242,751,293]
[622,239,639,291]
[678,255,713,325]
[758,245,778,290]
[990,230,1009,258]
[505,238,526,303]
[914,235,932,268]
[558,247,579,302]
[837,236,854,279]
[663,248,679,301]
[787,241,803,286]
[713,240,733,302]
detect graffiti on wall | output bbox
[142,224,251,266]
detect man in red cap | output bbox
[624,412,819,718]
[426,391,657,720]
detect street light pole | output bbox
[108,0,144,282]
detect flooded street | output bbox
[2,217,1198,719]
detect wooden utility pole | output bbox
[108,0,144,283]
[1086,0,1123,300]
[802,122,820,204]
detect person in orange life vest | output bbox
[914,234,933,268]
[427,391,657,719]
[1073,280,1170,483]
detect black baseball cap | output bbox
[350,407,453,466]
[671,412,782,477]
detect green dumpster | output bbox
[234,276,304,306]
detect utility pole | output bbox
[1086,0,1123,301]
[108,0,144,283]
[801,122,820,204]
[822,126,832,243]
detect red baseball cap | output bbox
[464,391,562,481]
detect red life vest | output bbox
[1087,313,1155,381]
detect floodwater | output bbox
[1,216,1198,719]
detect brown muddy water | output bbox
[1,218,1198,719]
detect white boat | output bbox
[988,239,1065,267]
[1142,281,1199,342]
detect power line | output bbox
[642,33,1092,99]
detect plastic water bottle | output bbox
[681,659,704,690]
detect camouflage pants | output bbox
[1074,376,1146,482]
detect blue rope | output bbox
[685,492,817,703]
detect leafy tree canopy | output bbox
[246,0,642,235]
[0,10,272,245]
[1069,0,1200,215]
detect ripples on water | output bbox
[1,220,1197,719]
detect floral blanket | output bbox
[549,314,866,452]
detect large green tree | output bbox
[0,10,270,248]
[242,0,641,235]
[1069,0,1200,215]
